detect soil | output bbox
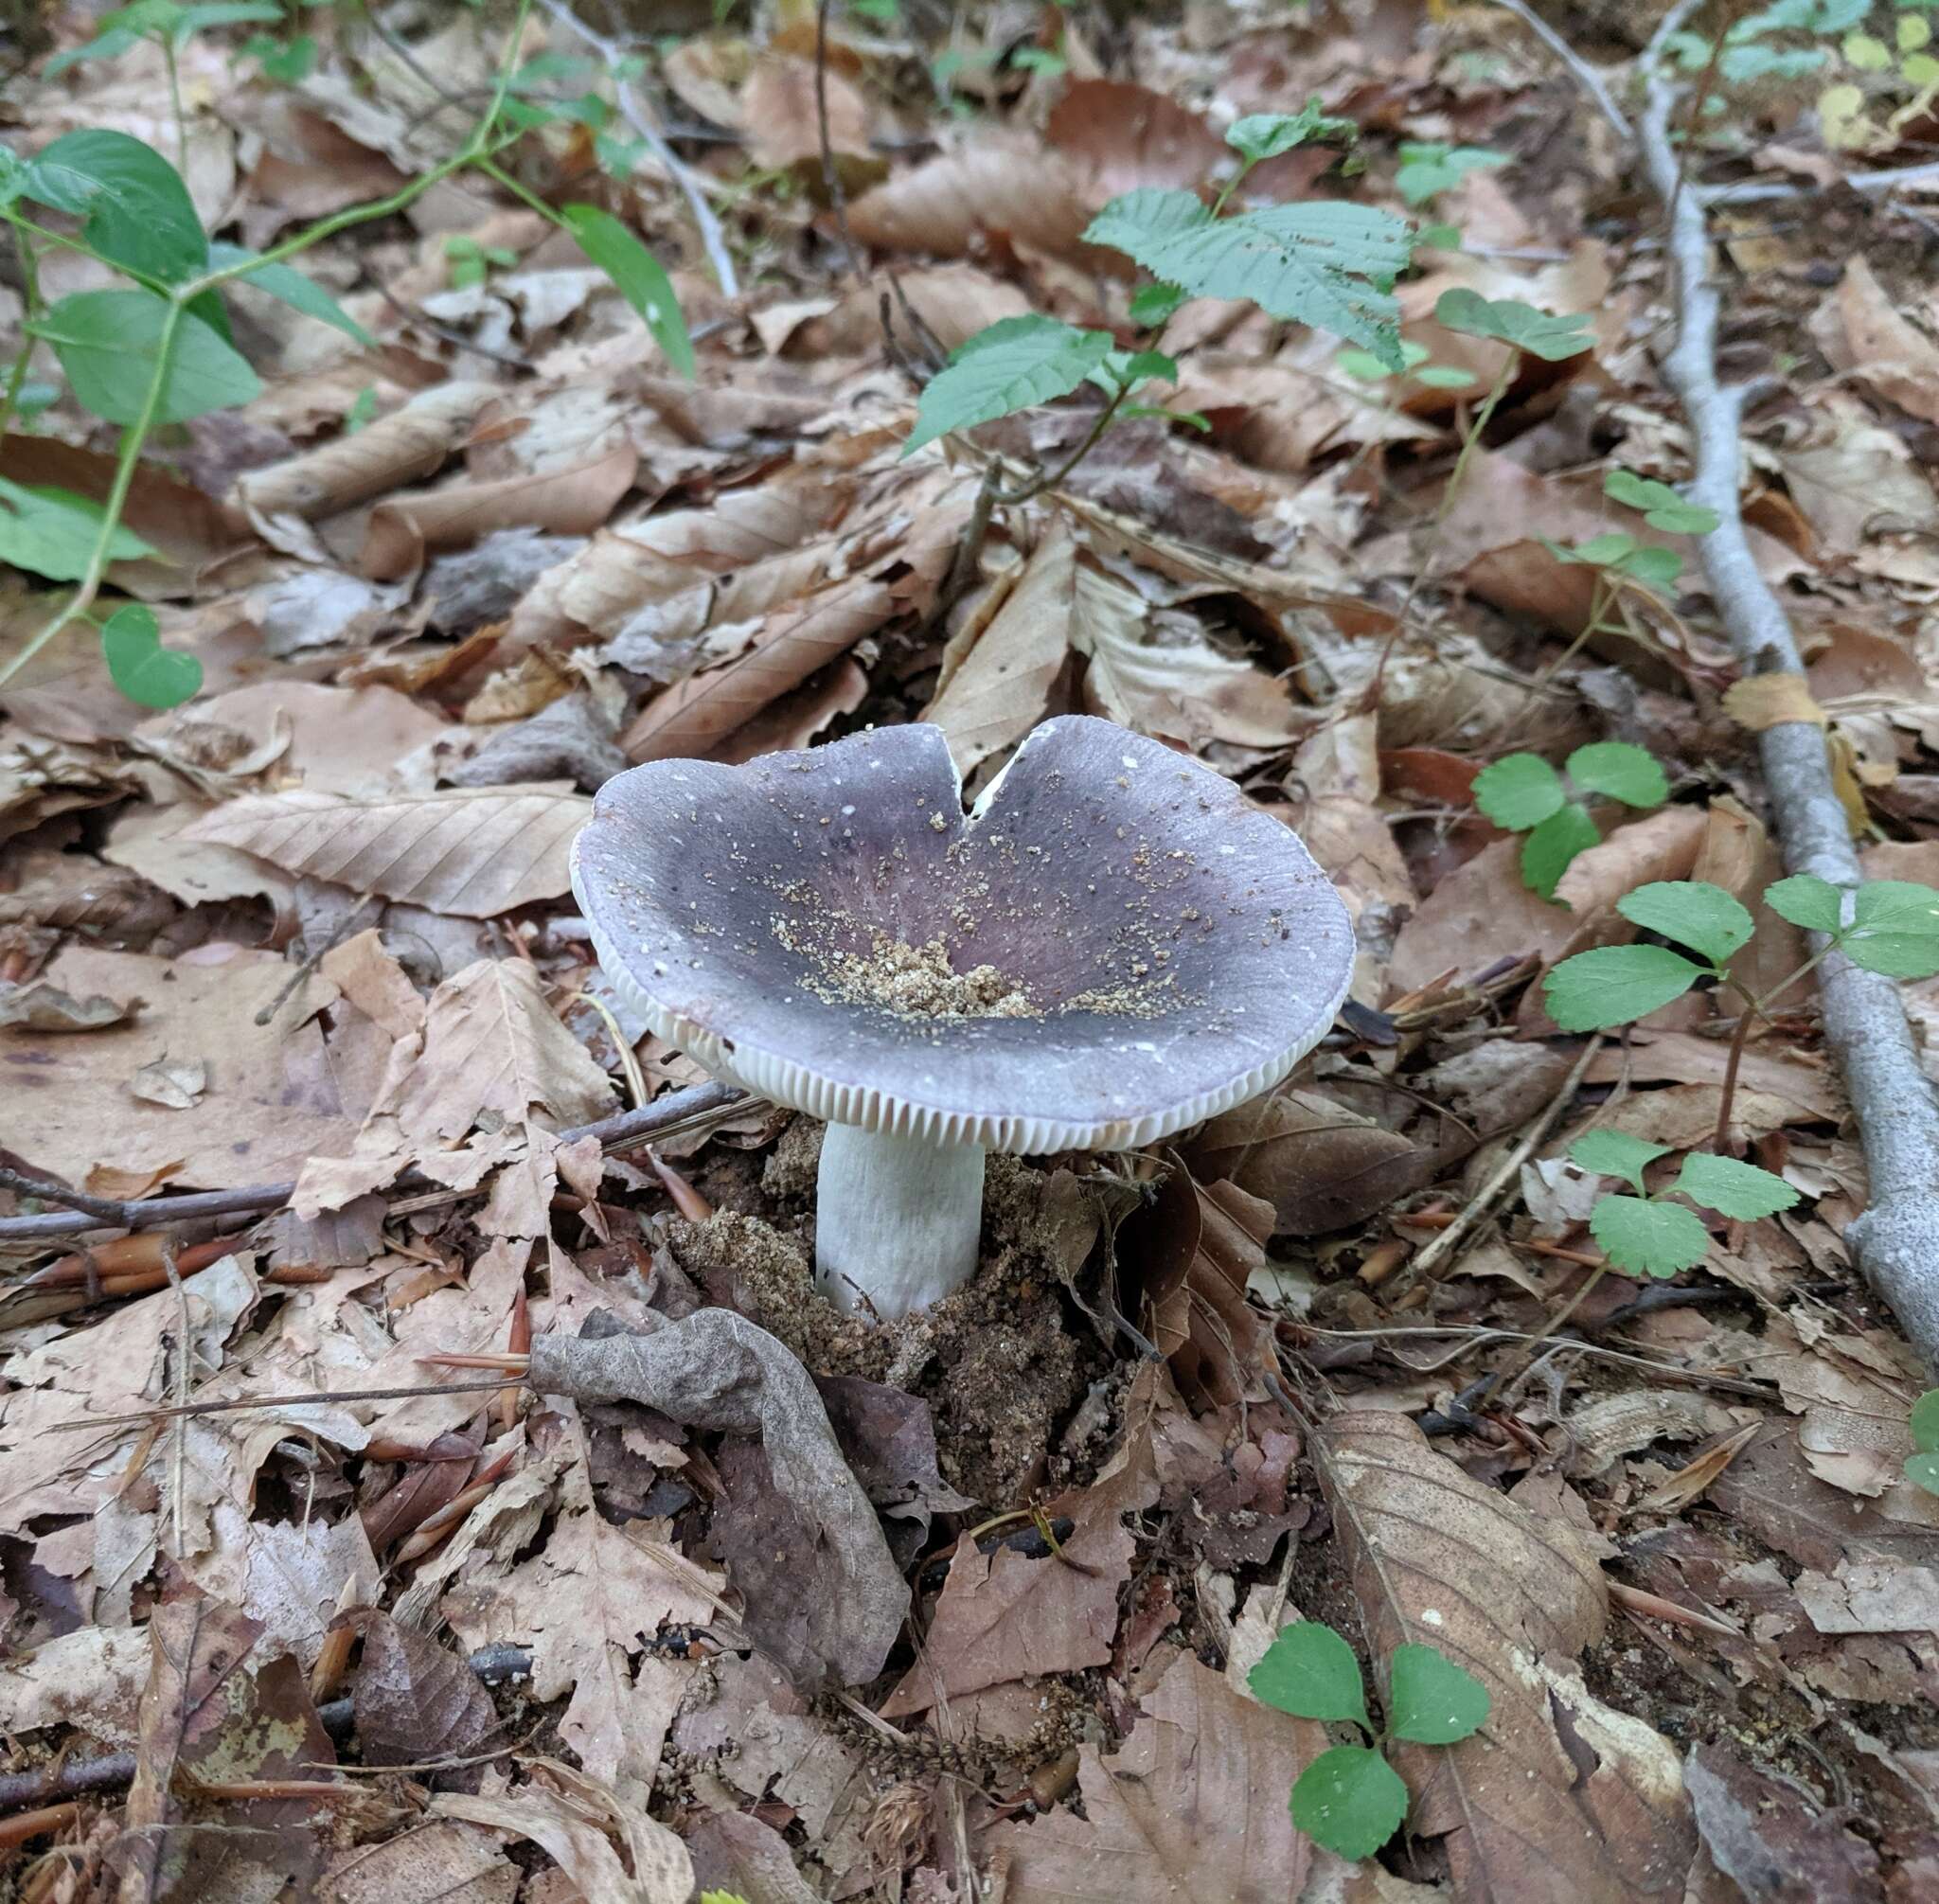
[671,1133,1098,1505]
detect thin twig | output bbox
[49,1377,526,1436]
[1636,3,1939,1372]
[0,1167,143,1224]
[0,1078,748,1244]
[815,0,861,280]
[536,0,741,298]
[1703,157,1939,205]
[1485,0,1634,144]
[1387,1035,1602,1298]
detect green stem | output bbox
[1209,155,1256,218]
[1712,944,1836,1153]
[5,212,171,294]
[0,224,44,444]
[1435,349,1518,528]
[0,0,536,697]
[164,35,188,174]
[991,379,1133,505]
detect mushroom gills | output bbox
[814,1124,986,1319]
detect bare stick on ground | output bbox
[1486,0,1939,1370]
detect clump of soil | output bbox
[776,914,1038,1020]
[667,1146,1097,1505]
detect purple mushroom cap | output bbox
[571,717,1355,1154]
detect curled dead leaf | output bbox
[1723,672,1826,731]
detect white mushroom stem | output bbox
[814,1126,986,1319]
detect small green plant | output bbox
[1569,1130,1797,1277]
[443,233,518,290]
[1907,1390,1939,1496]
[904,102,1411,470]
[0,0,690,712]
[1337,337,1476,391]
[1249,1622,1488,1860]
[1394,142,1506,205]
[1472,741,1667,899]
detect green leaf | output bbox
[1569,1130,1669,1194]
[239,30,315,82]
[25,130,206,285]
[1098,347,1178,392]
[1843,881,1939,979]
[903,314,1113,455]
[1604,469,1720,535]
[1719,44,1828,80]
[43,25,142,73]
[1386,1644,1490,1745]
[560,205,693,377]
[1543,944,1705,1030]
[1591,1193,1712,1278]
[1415,221,1463,250]
[1906,1450,1939,1498]
[173,0,282,40]
[1556,531,1640,570]
[1394,143,1507,205]
[1763,873,1845,934]
[1226,101,1357,163]
[1615,543,1685,590]
[1248,1622,1371,1728]
[1733,0,1866,33]
[1566,740,1666,810]
[1675,1153,1799,1220]
[1129,282,1186,327]
[1086,188,1414,367]
[1910,1390,1939,1454]
[345,385,377,434]
[1521,802,1599,900]
[1432,288,1594,362]
[101,602,202,709]
[31,289,259,426]
[1471,753,1564,831]
[1290,1746,1408,1861]
[205,241,374,347]
[1617,881,1753,964]
[1414,362,1477,388]
[0,478,155,582]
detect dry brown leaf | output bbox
[1634,1422,1764,1513]
[1821,257,1939,425]
[127,1052,206,1109]
[992,1652,1322,1902]
[181,785,589,916]
[362,445,638,581]
[744,53,881,188]
[622,576,897,762]
[0,981,133,1032]
[1315,1412,1695,1897]
[325,1821,519,1904]
[1584,1030,1841,1124]
[1722,672,1827,730]
[232,380,496,524]
[847,134,1093,258]
[712,656,867,762]
[788,265,1031,358]
[1770,396,1939,559]
[1042,78,1226,197]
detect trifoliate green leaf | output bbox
[1543,944,1705,1030]
[1842,881,1939,979]
[1386,1644,1490,1745]
[1590,1193,1712,1278]
[1471,753,1565,831]
[1604,469,1720,536]
[1249,1622,1371,1728]
[1569,1130,1670,1193]
[1432,288,1594,361]
[1566,741,1667,810]
[1616,881,1752,964]
[1521,803,1599,901]
[1290,1746,1408,1861]
[1674,1153,1799,1220]
[903,314,1113,455]
[1763,873,1845,934]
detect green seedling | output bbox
[1473,741,1666,899]
[1250,1622,1489,1861]
[1569,1130,1797,1278]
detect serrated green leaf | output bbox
[1570,1130,1669,1193]
[1387,1644,1489,1745]
[1675,1153,1799,1220]
[25,129,207,285]
[1906,1450,1939,1497]
[0,478,155,581]
[1086,188,1413,366]
[101,602,201,709]
[1843,881,1939,978]
[1432,288,1593,361]
[1521,803,1599,900]
[205,241,373,347]
[1248,1622,1370,1728]
[1604,469,1720,535]
[32,289,258,425]
[1226,101,1356,163]
[1471,753,1564,831]
[1590,1193,1712,1278]
[1128,281,1185,327]
[1762,873,1844,934]
[1566,740,1666,810]
[1617,881,1752,964]
[1543,944,1705,1030]
[1290,1746,1408,1860]
[560,205,693,378]
[903,314,1113,455]
[1910,1390,1939,1454]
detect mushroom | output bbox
[571,717,1355,1320]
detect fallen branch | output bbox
[1485,0,1939,1371]
[0,1078,748,1245]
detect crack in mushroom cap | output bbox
[571,717,1356,1154]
